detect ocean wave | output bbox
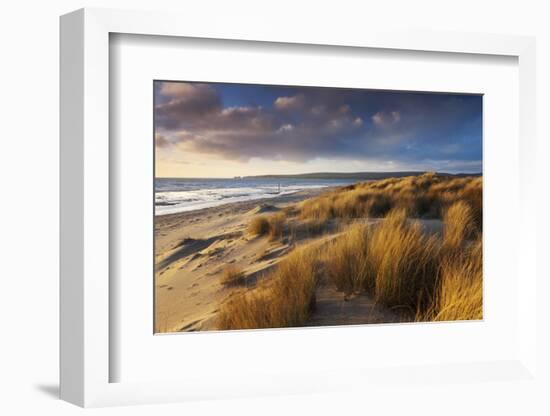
[154,178,356,215]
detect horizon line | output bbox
[155,170,483,180]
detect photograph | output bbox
[154,81,483,333]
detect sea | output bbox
[155,177,358,216]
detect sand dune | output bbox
[155,173,482,333]
[155,212,442,332]
[155,189,332,332]
[155,197,445,333]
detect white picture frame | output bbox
[60,8,538,408]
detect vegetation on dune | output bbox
[299,172,482,225]
[324,209,440,313]
[442,201,477,250]
[222,173,483,329]
[248,215,271,236]
[367,209,441,312]
[419,239,482,321]
[268,212,286,241]
[418,201,482,321]
[220,265,246,287]
[325,223,371,294]
[248,212,287,241]
[217,247,319,330]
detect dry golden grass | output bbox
[461,177,483,230]
[281,205,299,217]
[443,201,476,249]
[221,173,483,329]
[364,193,393,217]
[321,203,481,320]
[268,212,286,241]
[290,218,330,241]
[325,223,371,294]
[323,209,440,312]
[248,212,287,241]
[220,265,246,287]
[217,246,319,330]
[248,215,270,236]
[368,209,441,312]
[298,173,482,224]
[420,239,482,321]
[299,195,335,221]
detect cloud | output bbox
[155,133,171,148]
[372,111,401,127]
[160,82,205,98]
[274,94,305,111]
[155,83,221,129]
[155,83,365,161]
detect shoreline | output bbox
[154,187,333,225]
[154,186,337,332]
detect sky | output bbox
[154,81,482,178]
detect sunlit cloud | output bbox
[154,81,482,176]
[372,110,401,127]
[274,94,305,111]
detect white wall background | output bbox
[0,1,548,414]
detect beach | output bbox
[155,186,405,332]
[156,188,315,332]
[155,174,481,333]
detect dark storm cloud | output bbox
[155,83,222,129]
[154,81,482,172]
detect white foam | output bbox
[155,184,327,215]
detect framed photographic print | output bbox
[60,8,538,408]
[153,81,483,334]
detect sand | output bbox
[154,189,442,333]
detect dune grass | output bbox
[367,209,440,312]
[325,223,371,294]
[220,174,483,329]
[298,173,482,224]
[248,212,287,241]
[442,200,476,249]
[322,202,481,320]
[324,209,440,313]
[220,265,246,287]
[268,212,286,241]
[416,201,482,321]
[217,246,319,330]
[248,215,271,236]
[419,239,482,321]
